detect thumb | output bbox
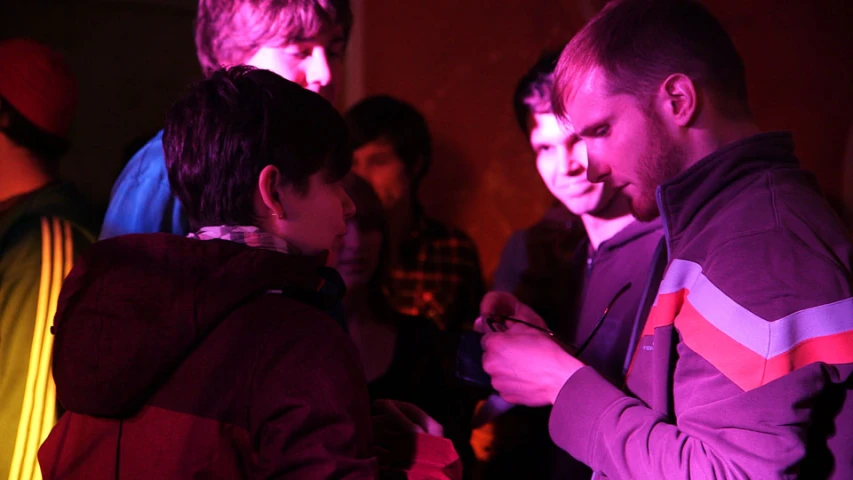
[481,291,547,330]
[480,291,520,318]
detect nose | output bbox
[557,147,585,178]
[341,190,356,220]
[306,48,332,89]
[585,151,609,183]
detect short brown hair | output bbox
[513,51,561,135]
[553,0,749,119]
[344,96,432,207]
[194,0,352,76]
[163,66,351,231]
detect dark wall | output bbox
[359,0,853,279]
[3,0,851,281]
[0,0,200,214]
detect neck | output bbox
[681,115,761,173]
[0,139,54,203]
[578,192,635,250]
[343,284,373,324]
[386,198,415,263]
[581,212,635,251]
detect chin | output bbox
[563,196,605,217]
[629,197,661,222]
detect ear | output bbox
[410,154,428,182]
[658,74,699,127]
[257,165,285,219]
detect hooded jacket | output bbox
[549,132,853,479]
[38,233,377,479]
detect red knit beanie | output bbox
[0,38,78,139]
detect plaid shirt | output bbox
[386,216,484,331]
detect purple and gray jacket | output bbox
[549,132,853,479]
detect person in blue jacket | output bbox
[100,0,352,239]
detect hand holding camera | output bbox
[457,292,585,406]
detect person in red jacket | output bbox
[38,66,460,479]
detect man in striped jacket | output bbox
[0,39,96,480]
[476,1,852,478]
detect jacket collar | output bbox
[656,131,797,244]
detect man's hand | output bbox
[475,292,584,406]
[474,291,547,332]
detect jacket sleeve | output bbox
[249,306,378,479]
[99,131,188,239]
[0,217,90,480]
[548,233,853,479]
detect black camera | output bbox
[455,331,492,389]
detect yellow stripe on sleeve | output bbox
[7,218,71,480]
[7,219,52,480]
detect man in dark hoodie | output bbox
[477,1,853,479]
[0,38,96,480]
[38,67,461,479]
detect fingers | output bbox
[392,400,444,437]
[479,291,548,331]
[372,399,443,436]
[372,399,424,435]
[512,301,548,329]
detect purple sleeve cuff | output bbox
[548,366,626,465]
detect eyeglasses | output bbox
[482,282,632,357]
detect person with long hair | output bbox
[338,173,454,430]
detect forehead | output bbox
[528,112,572,141]
[286,24,346,45]
[353,140,397,160]
[565,69,610,115]
[564,68,638,127]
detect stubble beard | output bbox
[631,114,686,221]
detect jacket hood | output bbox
[656,131,798,240]
[52,233,335,418]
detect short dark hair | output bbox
[0,95,70,164]
[163,66,351,230]
[195,0,353,76]
[553,0,750,119]
[513,51,561,135]
[344,95,432,201]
